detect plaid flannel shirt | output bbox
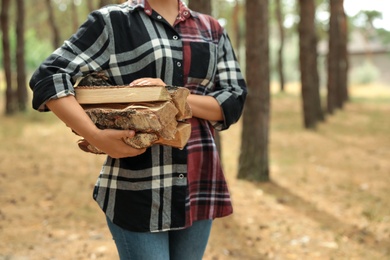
[30,0,247,232]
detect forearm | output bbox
[187,94,223,121]
[46,95,100,140]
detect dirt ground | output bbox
[0,84,389,259]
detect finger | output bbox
[130,78,165,86]
[129,78,151,86]
[122,129,135,138]
[107,129,135,140]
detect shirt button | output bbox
[173,35,178,40]
[177,62,182,67]
[157,15,162,19]
[145,10,151,14]
[179,174,184,179]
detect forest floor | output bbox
[0,83,389,260]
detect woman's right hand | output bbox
[46,96,146,159]
[88,128,147,159]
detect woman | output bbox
[29,0,247,259]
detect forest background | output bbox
[1,0,390,259]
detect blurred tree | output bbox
[16,0,28,111]
[298,0,324,129]
[232,0,242,61]
[71,0,79,32]
[188,0,211,14]
[327,0,348,113]
[238,0,270,181]
[274,0,285,92]
[1,0,14,115]
[87,0,95,12]
[100,0,123,6]
[45,0,61,49]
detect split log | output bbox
[166,86,192,120]
[155,122,191,149]
[77,122,191,153]
[73,72,192,153]
[82,101,179,140]
[75,85,172,104]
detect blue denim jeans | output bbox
[106,217,213,260]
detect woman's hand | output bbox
[129,78,166,86]
[46,96,146,159]
[88,129,146,159]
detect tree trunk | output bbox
[99,0,123,6]
[100,0,110,6]
[232,0,241,61]
[298,0,324,129]
[339,6,349,104]
[275,0,285,92]
[71,0,79,32]
[238,0,270,182]
[45,0,61,49]
[16,0,28,112]
[1,0,14,115]
[327,0,349,114]
[87,0,95,12]
[188,0,212,14]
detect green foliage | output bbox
[377,28,390,44]
[350,61,380,85]
[0,28,53,72]
[352,10,383,29]
[25,30,54,71]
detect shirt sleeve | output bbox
[29,10,112,111]
[208,30,247,131]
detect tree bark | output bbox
[232,0,241,61]
[45,0,61,49]
[87,0,95,12]
[275,0,285,92]
[339,6,349,104]
[16,0,28,112]
[1,0,14,115]
[327,0,349,114]
[298,0,324,129]
[99,0,123,7]
[238,0,270,181]
[71,0,79,32]
[188,0,212,14]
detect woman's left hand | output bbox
[129,78,166,86]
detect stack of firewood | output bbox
[73,72,192,154]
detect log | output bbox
[75,85,172,104]
[82,101,179,139]
[155,122,191,149]
[166,86,192,120]
[77,122,191,153]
